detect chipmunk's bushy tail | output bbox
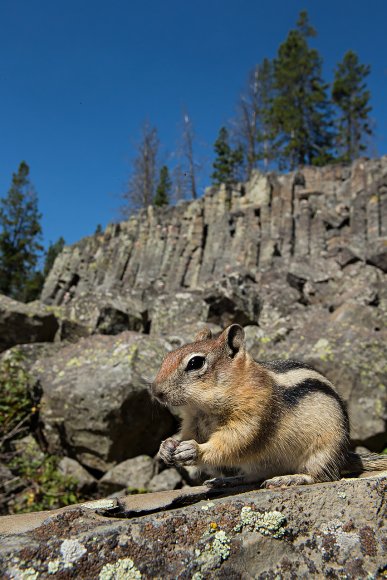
[343,450,387,475]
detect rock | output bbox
[0,474,386,578]
[148,468,182,492]
[150,292,209,336]
[150,275,261,338]
[60,290,150,335]
[203,272,262,327]
[57,458,96,492]
[1,156,386,527]
[98,455,155,495]
[55,318,90,343]
[367,237,387,272]
[32,332,176,472]
[0,295,59,353]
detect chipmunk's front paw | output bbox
[173,440,199,466]
[158,438,180,465]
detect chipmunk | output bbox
[152,324,387,487]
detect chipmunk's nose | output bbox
[150,383,166,403]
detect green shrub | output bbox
[0,349,35,443]
[9,452,79,513]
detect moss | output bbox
[126,486,149,495]
[66,357,83,368]
[201,501,215,511]
[48,560,61,574]
[81,498,117,510]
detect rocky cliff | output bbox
[41,157,387,306]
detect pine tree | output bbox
[332,50,372,162]
[0,162,43,300]
[154,166,171,207]
[272,11,334,169]
[236,58,276,177]
[211,127,244,187]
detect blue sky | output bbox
[1,0,387,250]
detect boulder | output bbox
[150,274,261,338]
[367,237,387,272]
[57,458,96,492]
[150,292,209,336]
[0,295,59,353]
[62,291,150,335]
[203,272,262,328]
[148,468,183,492]
[32,332,176,472]
[98,455,155,495]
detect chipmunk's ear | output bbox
[222,324,245,357]
[195,327,213,341]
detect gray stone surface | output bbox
[57,458,96,492]
[0,295,59,353]
[98,455,155,494]
[148,467,182,492]
[0,474,385,578]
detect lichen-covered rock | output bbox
[0,294,59,353]
[150,292,210,336]
[32,332,176,471]
[0,474,385,578]
[60,290,150,335]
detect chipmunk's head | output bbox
[151,324,246,408]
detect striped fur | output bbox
[152,324,387,487]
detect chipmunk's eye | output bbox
[185,356,206,372]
